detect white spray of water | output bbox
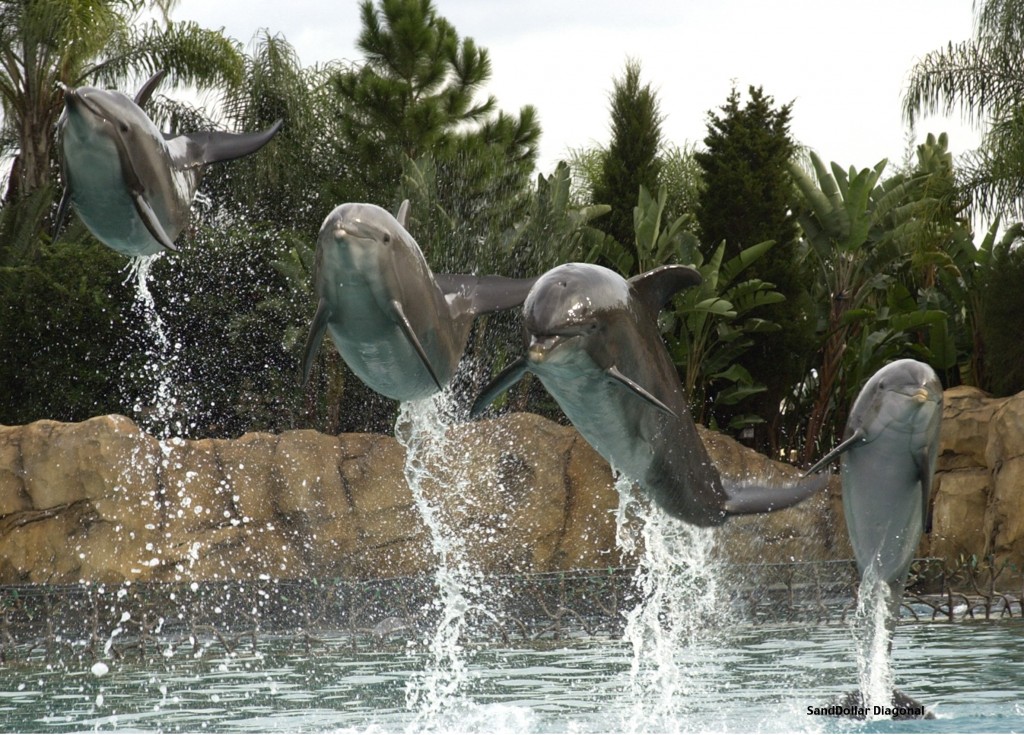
[125,255,184,439]
[615,476,719,733]
[397,387,493,728]
[851,567,895,718]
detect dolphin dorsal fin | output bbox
[396,200,411,229]
[133,70,167,109]
[628,264,703,315]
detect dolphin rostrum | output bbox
[55,71,281,257]
[471,262,828,526]
[302,201,538,402]
[806,358,943,719]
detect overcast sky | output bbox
[170,0,983,176]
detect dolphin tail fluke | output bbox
[829,689,933,720]
[187,120,283,165]
[721,472,829,516]
[301,299,330,386]
[470,357,528,418]
[435,274,539,316]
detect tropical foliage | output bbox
[1,0,1023,467]
[904,0,1024,220]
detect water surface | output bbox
[1,619,1020,733]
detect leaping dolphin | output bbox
[55,71,282,257]
[302,201,538,401]
[470,262,828,526]
[806,358,943,719]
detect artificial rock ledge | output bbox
[0,388,1021,586]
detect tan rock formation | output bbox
[5,386,1023,585]
[0,411,845,584]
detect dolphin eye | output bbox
[383,233,391,243]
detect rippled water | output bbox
[1,619,1021,733]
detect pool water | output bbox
[1,618,1021,733]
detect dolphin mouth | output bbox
[333,219,382,243]
[64,88,109,125]
[527,334,569,363]
[912,387,935,404]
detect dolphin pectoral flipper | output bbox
[301,299,331,386]
[604,365,678,418]
[915,448,935,533]
[435,274,539,316]
[390,298,444,392]
[721,472,830,515]
[53,186,72,239]
[470,357,529,418]
[132,192,178,252]
[803,429,865,476]
[183,120,283,166]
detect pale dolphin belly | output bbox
[63,130,170,257]
[537,362,654,478]
[843,439,924,585]
[534,351,727,526]
[325,281,456,401]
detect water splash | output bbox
[396,389,493,727]
[615,476,719,732]
[124,255,184,439]
[851,568,895,718]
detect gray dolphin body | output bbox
[56,72,281,257]
[471,262,828,526]
[806,358,943,720]
[806,358,943,599]
[302,201,537,401]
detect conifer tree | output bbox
[694,86,815,453]
[334,0,538,205]
[591,59,663,272]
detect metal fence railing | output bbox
[1,557,1021,664]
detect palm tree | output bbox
[0,0,244,204]
[903,0,1024,219]
[206,31,344,231]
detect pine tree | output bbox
[333,0,537,205]
[694,86,815,454]
[591,59,663,272]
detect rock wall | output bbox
[927,386,1024,569]
[0,412,839,585]
[0,388,1020,585]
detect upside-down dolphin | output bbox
[806,358,943,719]
[55,71,281,257]
[302,201,538,401]
[470,262,828,526]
